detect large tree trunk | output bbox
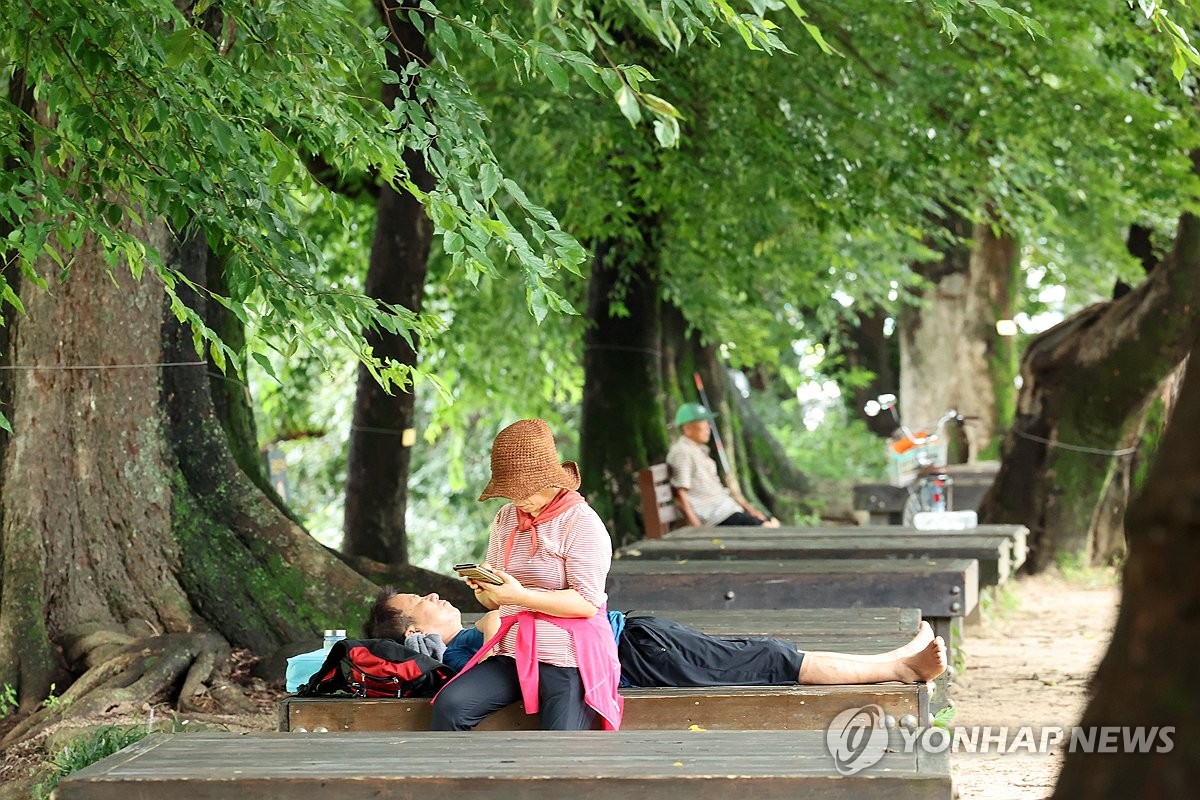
[1052,333,1200,797]
[842,306,899,437]
[0,218,379,723]
[342,2,434,564]
[580,232,670,545]
[979,209,1200,571]
[900,218,1018,460]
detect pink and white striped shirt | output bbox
[484,502,612,668]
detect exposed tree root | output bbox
[0,631,252,749]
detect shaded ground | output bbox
[0,567,1119,799]
[951,567,1121,799]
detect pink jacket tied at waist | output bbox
[433,608,624,730]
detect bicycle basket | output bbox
[885,435,949,487]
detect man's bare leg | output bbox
[820,621,935,664]
[798,635,946,684]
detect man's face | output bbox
[682,420,711,444]
[386,592,463,639]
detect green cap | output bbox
[675,402,718,426]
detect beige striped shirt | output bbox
[666,435,742,525]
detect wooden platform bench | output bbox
[283,608,931,733]
[58,730,954,800]
[618,525,1028,589]
[853,462,1000,525]
[280,683,930,733]
[605,558,979,669]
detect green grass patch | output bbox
[0,683,17,718]
[978,584,1022,626]
[33,724,150,798]
[1053,552,1122,589]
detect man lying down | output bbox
[362,587,947,688]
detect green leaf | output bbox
[536,52,570,93]
[270,156,291,185]
[252,352,278,382]
[479,162,501,200]
[0,410,11,434]
[615,84,641,126]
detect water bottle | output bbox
[322,629,341,653]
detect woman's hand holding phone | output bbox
[467,563,526,607]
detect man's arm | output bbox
[673,487,703,527]
[475,610,501,641]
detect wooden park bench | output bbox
[58,730,954,800]
[853,462,1000,525]
[637,462,682,539]
[281,608,931,734]
[618,525,1028,590]
[606,558,978,663]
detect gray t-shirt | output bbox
[666,436,742,526]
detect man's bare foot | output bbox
[897,636,947,682]
[886,621,935,660]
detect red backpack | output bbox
[296,638,453,698]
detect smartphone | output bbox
[454,563,504,585]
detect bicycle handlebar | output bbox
[864,394,965,446]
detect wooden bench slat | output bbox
[662,523,1027,539]
[60,731,952,800]
[282,683,929,733]
[618,533,1019,587]
[607,558,978,619]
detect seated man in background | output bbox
[363,587,946,687]
[667,402,780,528]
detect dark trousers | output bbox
[617,615,805,688]
[430,656,597,731]
[717,511,765,526]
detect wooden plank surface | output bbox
[617,533,1017,587]
[661,523,1026,541]
[283,683,928,733]
[658,524,1028,575]
[464,607,924,643]
[59,731,952,800]
[606,558,978,620]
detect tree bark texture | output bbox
[0,218,381,713]
[1052,331,1200,798]
[978,208,1200,571]
[342,3,435,564]
[163,231,379,653]
[842,306,899,437]
[899,220,1018,461]
[580,234,670,545]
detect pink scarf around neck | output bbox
[502,489,585,569]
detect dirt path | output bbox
[950,568,1121,799]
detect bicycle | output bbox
[864,394,972,528]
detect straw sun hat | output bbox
[478,419,581,502]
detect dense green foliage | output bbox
[7,0,1200,559]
